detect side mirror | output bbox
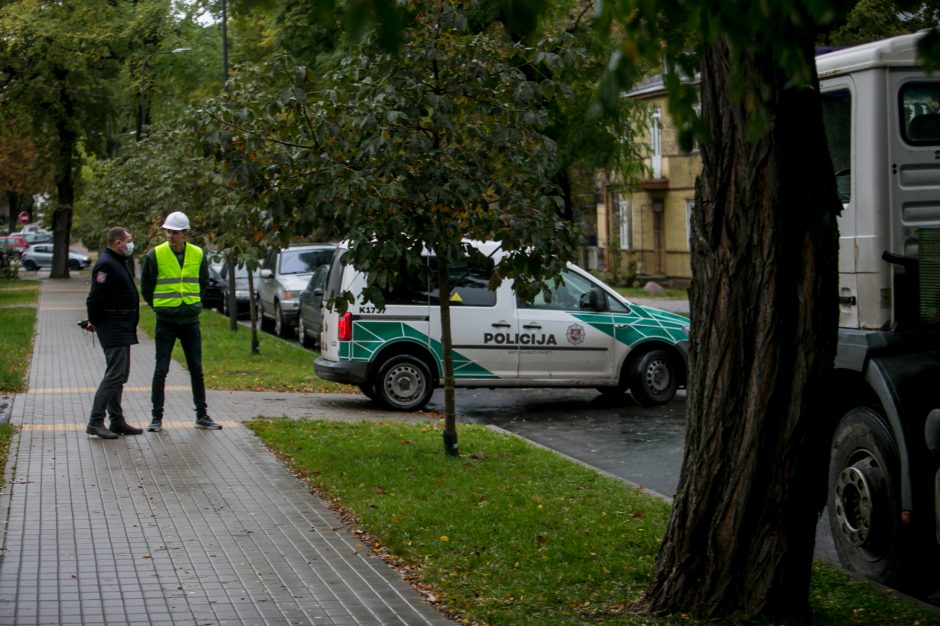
[260,269,273,279]
[587,287,607,311]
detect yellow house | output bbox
[596,74,700,287]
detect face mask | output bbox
[123,241,135,257]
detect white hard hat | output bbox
[162,211,190,231]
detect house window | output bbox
[618,199,630,250]
[685,198,694,245]
[651,106,662,179]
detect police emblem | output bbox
[566,323,585,345]
[96,272,107,284]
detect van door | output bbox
[515,268,615,381]
[431,260,518,380]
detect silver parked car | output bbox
[21,244,91,271]
[257,244,335,337]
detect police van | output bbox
[314,241,690,411]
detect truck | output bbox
[818,31,940,591]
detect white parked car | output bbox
[21,244,91,271]
[257,244,335,337]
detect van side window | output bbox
[900,82,940,146]
[521,269,596,311]
[385,256,497,307]
[324,250,347,301]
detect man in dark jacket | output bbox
[85,227,144,439]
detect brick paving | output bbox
[0,277,453,626]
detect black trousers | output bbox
[152,319,207,419]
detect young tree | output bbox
[198,0,582,454]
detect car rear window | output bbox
[279,248,334,275]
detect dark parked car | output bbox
[220,262,260,318]
[297,264,329,348]
[203,258,225,312]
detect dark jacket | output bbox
[140,243,209,325]
[86,248,140,349]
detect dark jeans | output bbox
[152,319,207,420]
[89,345,131,424]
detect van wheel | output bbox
[374,355,433,412]
[629,349,677,406]
[358,384,377,401]
[828,407,909,588]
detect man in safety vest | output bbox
[141,211,222,431]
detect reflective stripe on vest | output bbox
[153,242,203,308]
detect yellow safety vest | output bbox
[153,242,203,308]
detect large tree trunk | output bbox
[51,91,77,280]
[642,36,841,620]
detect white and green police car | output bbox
[314,241,690,411]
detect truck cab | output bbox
[818,32,940,591]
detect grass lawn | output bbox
[247,418,940,626]
[137,305,354,393]
[614,286,689,300]
[0,280,38,392]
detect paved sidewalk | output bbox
[0,277,454,625]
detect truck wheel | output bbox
[374,355,433,411]
[828,407,907,587]
[629,349,677,406]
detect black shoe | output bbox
[146,420,163,433]
[109,420,143,436]
[195,416,222,430]
[87,424,119,439]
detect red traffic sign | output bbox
[17,211,29,225]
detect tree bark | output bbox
[51,83,77,280]
[642,36,841,620]
[437,256,459,456]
